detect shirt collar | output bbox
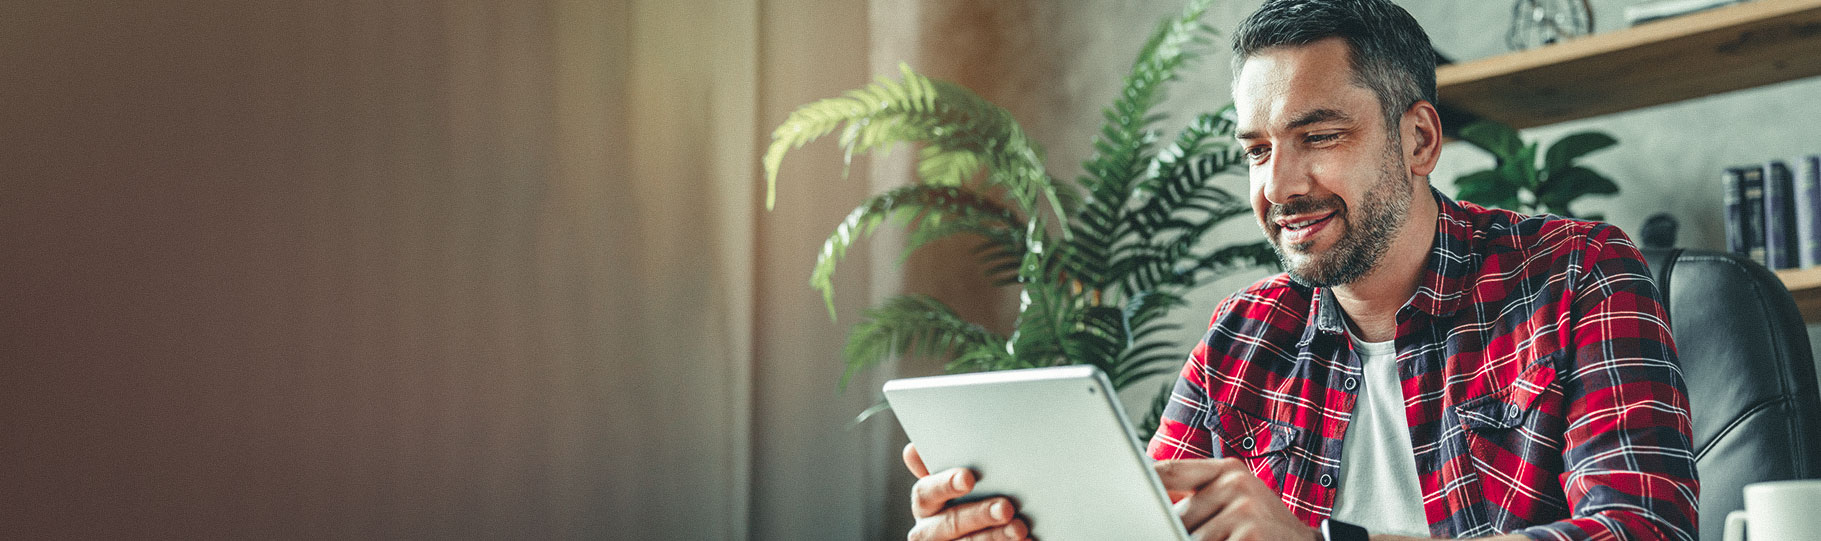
[1412,187,1475,318]
[1304,187,1474,340]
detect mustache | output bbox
[1269,195,1345,223]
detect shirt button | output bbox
[1241,437,1255,450]
[1319,474,1334,487]
[1344,377,1358,391]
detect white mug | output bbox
[1724,479,1821,541]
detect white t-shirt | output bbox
[1329,335,1430,537]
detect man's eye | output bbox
[1245,146,1271,161]
[1307,133,1340,144]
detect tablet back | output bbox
[884,366,1190,540]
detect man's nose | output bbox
[1259,147,1312,205]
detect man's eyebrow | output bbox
[1233,108,1354,141]
[1285,108,1351,130]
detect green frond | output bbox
[849,399,894,428]
[944,343,1017,374]
[1008,279,1078,367]
[763,64,1068,230]
[1125,291,1187,332]
[814,185,1024,319]
[1078,0,1219,198]
[1069,306,1128,373]
[842,295,1008,390]
[970,237,1027,286]
[1179,241,1278,284]
[1112,366,1180,391]
[774,2,1280,432]
[903,219,1023,265]
[1068,3,1223,294]
[918,146,984,186]
[1132,110,1244,238]
[1112,243,1195,294]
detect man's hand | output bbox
[902,443,1030,541]
[1154,458,1317,541]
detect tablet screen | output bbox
[884,365,1190,540]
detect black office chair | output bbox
[1640,248,1821,541]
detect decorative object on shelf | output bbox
[1641,213,1679,249]
[762,0,1273,432]
[1451,119,1621,220]
[1625,0,1746,26]
[1506,0,1595,51]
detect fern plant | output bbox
[763,0,1273,432]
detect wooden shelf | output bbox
[1775,267,1821,322]
[1436,0,1821,130]
[1438,0,1821,322]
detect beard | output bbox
[1268,141,1414,288]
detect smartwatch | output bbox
[1321,518,1369,541]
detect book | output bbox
[1798,155,1821,268]
[1725,168,1746,256]
[1625,0,1742,26]
[1766,160,1798,269]
[1741,165,1767,265]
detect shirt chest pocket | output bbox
[1452,360,1558,433]
[1205,402,1305,490]
[1451,359,1570,516]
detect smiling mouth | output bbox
[1280,213,1335,231]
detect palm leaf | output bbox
[1181,241,1277,284]
[764,64,1067,228]
[843,295,1008,389]
[766,1,1281,435]
[1008,279,1076,366]
[813,185,1022,319]
[1068,0,1221,294]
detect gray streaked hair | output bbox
[1232,0,1438,130]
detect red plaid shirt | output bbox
[1148,190,1698,540]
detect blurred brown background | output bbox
[5,0,1820,539]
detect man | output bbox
[902,0,1699,540]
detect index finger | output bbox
[1152,458,1245,492]
[911,468,976,518]
[903,442,930,478]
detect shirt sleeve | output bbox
[1511,224,1700,541]
[1145,297,1232,461]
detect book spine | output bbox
[1625,0,1742,26]
[1801,155,1821,268]
[1725,168,1745,256]
[1742,165,1767,265]
[1767,161,1797,269]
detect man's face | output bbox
[1233,38,1415,288]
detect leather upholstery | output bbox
[1639,248,1821,541]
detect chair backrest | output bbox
[1639,248,1821,541]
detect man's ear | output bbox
[1402,100,1443,177]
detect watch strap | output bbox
[1321,518,1370,541]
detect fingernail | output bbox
[950,471,967,491]
[1001,523,1020,539]
[991,500,1009,520]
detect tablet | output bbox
[883,365,1190,540]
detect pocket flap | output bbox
[1453,361,1556,431]
[1204,402,1302,457]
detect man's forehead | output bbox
[1231,42,1372,136]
